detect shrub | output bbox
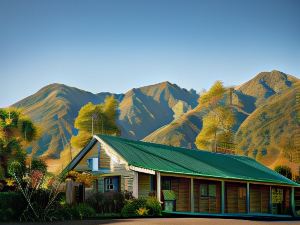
[121,197,161,217]
[146,197,162,216]
[0,192,26,221]
[70,203,96,220]
[86,191,132,214]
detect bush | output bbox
[121,197,161,217]
[121,198,147,217]
[69,203,96,220]
[86,191,132,214]
[20,190,66,222]
[0,192,26,222]
[146,197,162,216]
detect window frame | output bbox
[162,177,172,190]
[200,183,217,198]
[104,177,114,191]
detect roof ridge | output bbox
[97,134,248,159]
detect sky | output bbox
[0,0,299,107]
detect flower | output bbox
[5,178,15,187]
[136,207,149,216]
[5,118,13,125]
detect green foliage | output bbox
[146,197,162,216]
[121,198,147,217]
[0,192,27,222]
[69,203,96,220]
[31,158,47,174]
[0,108,38,179]
[274,165,292,179]
[121,197,162,217]
[71,96,120,149]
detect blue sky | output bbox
[0,0,299,107]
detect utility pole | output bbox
[91,113,99,135]
[91,115,94,136]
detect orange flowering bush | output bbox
[66,170,96,187]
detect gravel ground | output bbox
[4,218,300,225]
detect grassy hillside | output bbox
[236,81,300,173]
[143,106,204,148]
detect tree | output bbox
[274,165,292,179]
[31,158,47,175]
[0,108,38,178]
[195,81,235,152]
[71,96,120,149]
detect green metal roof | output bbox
[96,135,298,186]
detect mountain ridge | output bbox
[10,70,300,174]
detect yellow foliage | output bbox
[5,178,15,186]
[66,170,97,187]
[136,207,149,216]
[198,81,226,108]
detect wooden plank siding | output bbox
[74,143,99,171]
[250,184,270,213]
[100,145,110,169]
[193,179,221,213]
[170,177,191,212]
[226,182,247,213]
[138,173,151,198]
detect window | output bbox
[87,158,93,170]
[200,184,208,197]
[200,184,216,197]
[209,184,216,197]
[87,157,99,171]
[104,177,114,191]
[162,177,171,190]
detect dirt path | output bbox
[5,218,300,225]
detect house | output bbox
[65,134,300,217]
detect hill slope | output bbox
[235,70,298,107]
[13,83,122,158]
[236,80,300,173]
[144,71,299,151]
[13,82,198,159]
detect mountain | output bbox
[118,81,198,140]
[11,70,299,174]
[13,83,122,158]
[235,70,299,107]
[12,82,198,160]
[235,80,300,173]
[144,71,299,153]
[143,105,204,148]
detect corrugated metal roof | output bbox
[97,134,298,186]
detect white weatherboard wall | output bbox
[94,137,135,193]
